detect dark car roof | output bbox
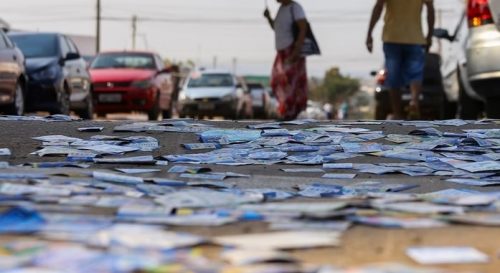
[98,50,157,56]
[8,32,60,37]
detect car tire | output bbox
[375,92,391,120]
[458,76,483,120]
[51,84,70,115]
[147,96,160,121]
[5,82,25,116]
[76,92,94,120]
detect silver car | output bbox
[178,71,253,119]
[435,0,500,118]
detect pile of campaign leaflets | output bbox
[0,117,498,272]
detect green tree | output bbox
[311,67,360,103]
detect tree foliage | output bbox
[310,67,360,103]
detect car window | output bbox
[8,34,58,58]
[91,53,156,70]
[59,36,70,57]
[66,37,79,54]
[0,31,8,49]
[188,73,234,88]
[155,55,164,70]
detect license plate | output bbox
[198,102,215,110]
[99,94,122,103]
[402,94,424,101]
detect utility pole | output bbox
[213,56,218,69]
[232,57,237,74]
[132,15,138,50]
[95,0,101,53]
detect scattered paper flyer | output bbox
[406,246,489,264]
[214,231,341,250]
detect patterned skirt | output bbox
[271,46,308,120]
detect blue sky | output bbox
[0,0,463,78]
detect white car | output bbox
[435,0,500,118]
[178,71,253,119]
[298,100,327,120]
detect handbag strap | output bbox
[290,2,296,23]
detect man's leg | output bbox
[409,81,422,119]
[403,45,426,120]
[389,88,404,119]
[383,43,404,119]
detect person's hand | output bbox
[287,46,301,64]
[426,35,433,52]
[263,8,271,19]
[366,35,373,53]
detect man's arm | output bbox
[264,9,274,30]
[425,0,435,52]
[366,0,385,53]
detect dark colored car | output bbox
[372,53,452,120]
[89,51,174,120]
[8,32,93,118]
[0,29,27,116]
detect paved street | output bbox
[0,118,499,272]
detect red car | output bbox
[89,51,174,120]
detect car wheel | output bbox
[458,76,483,119]
[77,92,94,120]
[375,92,391,120]
[6,82,25,116]
[51,85,70,115]
[147,96,160,121]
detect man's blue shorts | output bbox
[383,43,426,89]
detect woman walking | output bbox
[264,0,309,120]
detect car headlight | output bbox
[179,91,189,102]
[131,79,153,89]
[31,65,60,81]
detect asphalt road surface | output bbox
[0,118,499,272]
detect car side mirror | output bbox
[433,28,454,42]
[65,52,80,61]
[370,71,377,77]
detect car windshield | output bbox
[9,34,58,58]
[91,53,156,70]
[188,74,234,88]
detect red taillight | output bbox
[468,0,494,27]
[376,70,386,86]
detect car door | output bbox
[66,37,91,103]
[61,36,87,103]
[0,31,18,100]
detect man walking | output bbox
[366,0,435,120]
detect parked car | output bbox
[89,51,174,120]
[434,0,500,118]
[8,32,93,118]
[298,100,327,120]
[0,28,27,116]
[178,71,253,119]
[264,88,281,120]
[372,53,450,120]
[247,82,268,119]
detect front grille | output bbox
[93,82,132,89]
[194,98,221,102]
